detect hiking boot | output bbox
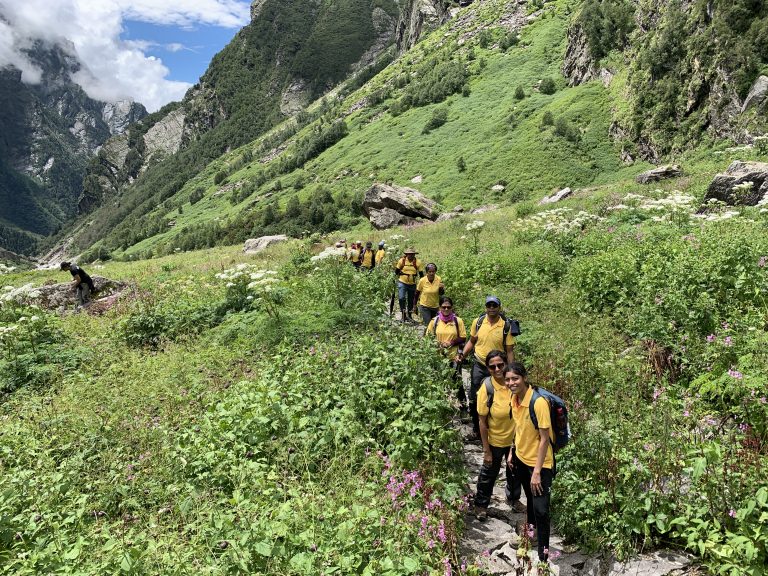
[511,500,527,514]
[401,311,408,323]
[475,507,487,522]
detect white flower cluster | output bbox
[692,210,741,222]
[511,208,604,234]
[466,220,485,231]
[215,264,278,283]
[0,263,17,274]
[310,246,347,262]
[1,283,41,302]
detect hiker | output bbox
[394,248,424,323]
[60,261,95,307]
[473,350,518,521]
[348,242,361,268]
[506,362,554,563]
[425,296,467,410]
[415,263,444,325]
[457,295,516,440]
[375,241,386,265]
[360,241,376,271]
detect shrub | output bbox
[189,187,205,205]
[213,170,227,185]
[457,156,466,172]
[541,110,555,127]
[514,85,526,100]
[422,107,449,134]
[539,77,557,95]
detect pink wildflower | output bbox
[706,334,716,343]
[728,509,736,518]
[728,369,743,380]
[723,336,733,346]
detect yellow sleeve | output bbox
[533,397,551,430]
[504,333,516,346]
[477,381,490,416]
[426,318,436,336]
[458,318,467,339]
[416,277,426,291]
[470,318,479,338]
[417,259,425,273]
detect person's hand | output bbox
[507,452,515,470]
[483,451,492,466]
[439,282,445,290]
[531,470,543,496]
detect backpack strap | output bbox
[529,387,557,473]
[426,318,436,336]
[483,377,494,411]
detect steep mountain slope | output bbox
[0,38,146,255]
[73,0,768,260]
[71,0,404,256]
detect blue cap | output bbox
[485,295,501,306]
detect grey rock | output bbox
[363,182,440,229]
[540,187,573,205]
[562,23,598,87]
[742,75,768,113]
[581,550,692,576]
[635,165,682,184]
[250,0,267,20]
[470,204,498,215]
[243,235,290,254]
[460,515,515,556]
[453,205,465,212]
[101,100,147,135]
[491,184,505,192]
[5,276,127,310]
[703,160,768,207]
[411,175,423,183]
[144,108,186,158]
[396,0,450,53]
[280,79,311,116]
[435,212,460,222]
[351,7,397,72]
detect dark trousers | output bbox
[469,361,490,436]
[514,454,553,560]
[419,305,438,325]
[397,282,416,313]
[450,360,466,407]
[475,445,521,508]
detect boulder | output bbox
[491,184,505,192]
[2,276,128,310]
[362,182,440,229]
[581,550,691,576]
[435,212,460,222]
[703,160,768,206]
[470,204,498,215]
[540,187,573,205]
[742,75,768,113]
[243,235,290,254]
[635,165,682,184]
[411,174,423,183]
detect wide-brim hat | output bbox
[403,247,418,254]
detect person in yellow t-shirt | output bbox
[360,241,376,271]
[457,295,516,440]
[506,362,554,563]
[347,242,361,268]
[375,241,386,265]
[472,350,519,521]
[394,248,424,323]
[426,296,467,409]
[415,263,444,325]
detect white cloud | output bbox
[0,0,250,111]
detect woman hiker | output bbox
[425,296,467,410]
[414,263,444,325]
[473,350,518,521]
[506,362,554,564]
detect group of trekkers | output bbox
[343,239,386,270]
[387,245,559,565]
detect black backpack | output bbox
[475,313,521,340]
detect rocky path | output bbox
[455,377,695,576]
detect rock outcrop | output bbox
[742,75,768,113]
[396,0,450,53]
[143,108,186,159]
[562,23,598,86]
[362,183,440,229]
[243,235,290,254]
[352,7,398,72]
[540,187,573,204]
[2,276,128,310]
[702,161,768,207]
[635,165,682,184]
[280,79,311,116]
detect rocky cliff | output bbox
[396,0,451,53]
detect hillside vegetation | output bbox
[2,140,768,573]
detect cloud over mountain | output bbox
[0,0,250,111]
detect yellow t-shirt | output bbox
[361,249,375,268]
[348,248,360,263]
[426,316,467,358]
[512,387,554,469]
[477,377,515,447]
[470,316,516,366]
[375,250,385,265]
[395,257,423,285]
[416,275,442,308]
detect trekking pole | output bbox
[389,278,396,317]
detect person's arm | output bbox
[505,343,515,364]
[530,427,550,496]
[71,274,81,289]
[458,334,477,361]
[479,414,492,465]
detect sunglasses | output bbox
[440,305,453,309]
[488,363,505,371]
[486,302,499,308]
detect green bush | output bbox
[514,85,526,100]
[422,107,449,134]
[539,77,557,95]
[213,170,227,185]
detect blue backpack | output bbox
[529,386,571,451]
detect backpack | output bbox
[475,312,521,341]
[529,386,571,451]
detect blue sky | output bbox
[121,19,241,85]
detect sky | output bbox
[0,0,251,112]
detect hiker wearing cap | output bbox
[473,350,518,522]
[360,241,376,271]
[457,295,516,440]
[60,261,95,307]
[425,296,467,410]
[375,241,386,265]
[394,248,424,323]
[414,263,444,325]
